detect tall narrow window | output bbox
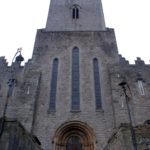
[72,8,76,19]
[72,7,79,19]
[93,58,102,109]
[0,84,2,97]
[49,58,59,111]
[137,80,145,95]
[72,47,80,111]
[76,7,79,18]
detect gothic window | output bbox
[137,80,145,95]
[66,136,82,150]
[49,58,59,111]
[72,47,80,111]
[93,58,102,109]
[72,6,79,19]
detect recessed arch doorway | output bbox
[53,121,96,150]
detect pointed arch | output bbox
[53,121,96,150]
[72,4,80,19]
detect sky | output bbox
[0,0,150,64]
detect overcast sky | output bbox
[0,0,150,64]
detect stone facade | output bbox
[104,123,150,150]
[46,0,106,31]
[0,117,42,150]
[0,0,150,150]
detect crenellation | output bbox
[0,56,8,67]
[135,57,145,65]
[118,54,129,65]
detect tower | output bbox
[30,0,118,148]
[0,0,150,150]
[46,0,106,31]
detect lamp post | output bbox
[119,81,138,150]
[0,48,24,137]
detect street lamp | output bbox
[0,48,24,137]
[119,81,138,150]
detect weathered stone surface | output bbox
[104,123,150,150]
[46,0,106,31]
[0,117,42,150]
[0,29,150,150]
[0,0,150,149]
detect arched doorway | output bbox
[53,121,96,150]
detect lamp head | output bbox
[15,54,24,62]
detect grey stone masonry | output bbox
[0,28,150,150]
[46,0,106,31]
[0,0,150,149]
[104,123,150,150]
[0,117,42,150]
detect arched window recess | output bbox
[71,47,80,111]
[93,58,102,110]
[136,73,145,96]
[48,58,59,112]
[71,4,81,19]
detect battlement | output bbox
[119,54,129,65]
[135,57,145,65]
[0,57,8,67]
[119,55,150,67]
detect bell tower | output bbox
[1,0,150,149]
[30,0,119,149]
[46,0,106,31]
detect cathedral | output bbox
[0,0,150,150]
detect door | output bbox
[66,136,82,150]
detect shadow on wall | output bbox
[0,117,42,150]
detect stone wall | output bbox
[46,0,106,31]
[31,29,119,150]
[104,123,150,150]
[0,29,150,150]
[0,117,42,150]
[110,56,150,127]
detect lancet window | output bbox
[71,47,80,111]
[49,58,59,111]
[93,58,102,109]
[72,5,79,19]
[137,80,145,96]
